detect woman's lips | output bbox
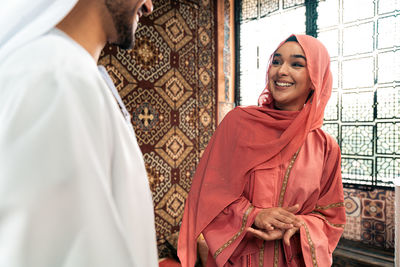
[275,81,294,88]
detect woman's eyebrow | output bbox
[273,53,306,60]
[291,54,306,60]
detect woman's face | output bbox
[268,41,312,111]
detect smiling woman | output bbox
[268,36,312,111]
[178,34,345,267]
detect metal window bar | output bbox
[237,0,399,189]
[318,0,400,189]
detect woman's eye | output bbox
[292,62,304,67]
[272,59,280,65]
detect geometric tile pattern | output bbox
[342,188,395,249]
[385,190,395,249]
[361,219,386,248]
[154,10,193,51]
[155,184,188,226]
[343,216,361,241]
[344,195,361,217]
[155,69,193,110]
[99,0,217,258]
[155,126,193,168]
[361,199,385,222]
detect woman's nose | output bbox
[143,0,153,15]
[278,62,289,76]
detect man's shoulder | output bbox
[0,33,105,105]
[1,32,95,76]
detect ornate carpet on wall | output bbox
[99,0,216,258]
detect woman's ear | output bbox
[306,90,314,103]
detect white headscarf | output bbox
[0,0,78,60]
[0,1,159,266]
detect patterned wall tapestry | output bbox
[342,188,394,249]
[99,0,216,257]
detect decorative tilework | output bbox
[385,190,395,249]
[361,219,386,248]
[143,152,172,203]
[359,189,386,201]
[344,195,360,217]
[342,188,394,249]
[343,188,359,198]
[343,216,361,241]
[361,199,385,221]
[155,184,188,225]
[99,0,217,258]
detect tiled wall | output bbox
[343,188,395,249]
[99,0,217,258]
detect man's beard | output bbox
[105,0,135,49]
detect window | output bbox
[238,0,306,105]
[237,0,400,188]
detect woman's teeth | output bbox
[276,82,293,87]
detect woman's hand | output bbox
[246,227,284,241]
[283,226,300,246]
[253,204,301,231]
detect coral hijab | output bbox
[178,34,333,267]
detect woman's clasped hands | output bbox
[247,204,302,246]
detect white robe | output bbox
[0,29,158,267]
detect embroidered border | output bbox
[302,222,318,267]
[272,149,301,266]
[273,240,279,267]
[315,202,344,210]
[259,241,265,267]
[213,205,254,258]
[310,211,345,228]
[278,149,301,207]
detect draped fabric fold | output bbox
[0,1,158,266]
[178,35,345,267]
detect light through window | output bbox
[237,0,400,187]
[318,0,400,187]
[239,0,306,106]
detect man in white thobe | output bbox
[0,0,158,266]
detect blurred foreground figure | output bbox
[0,0,158,266]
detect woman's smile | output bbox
[274,80,294,88]
[268,41,312,111]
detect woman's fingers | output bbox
[254,206,302,231]
[265,223,274,231]
[275,212,297,223]
[269,218,294,229]
[247,227,283,241]
[270,211,300,228]
[284,204,300,213]
[283,227,298,246]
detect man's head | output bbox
[103,0,153,49]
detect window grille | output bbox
[241,0,279,22]
[283,0,305,9]
[318,0,400,188]
[237,0,306,106]
[236,0,400,188]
